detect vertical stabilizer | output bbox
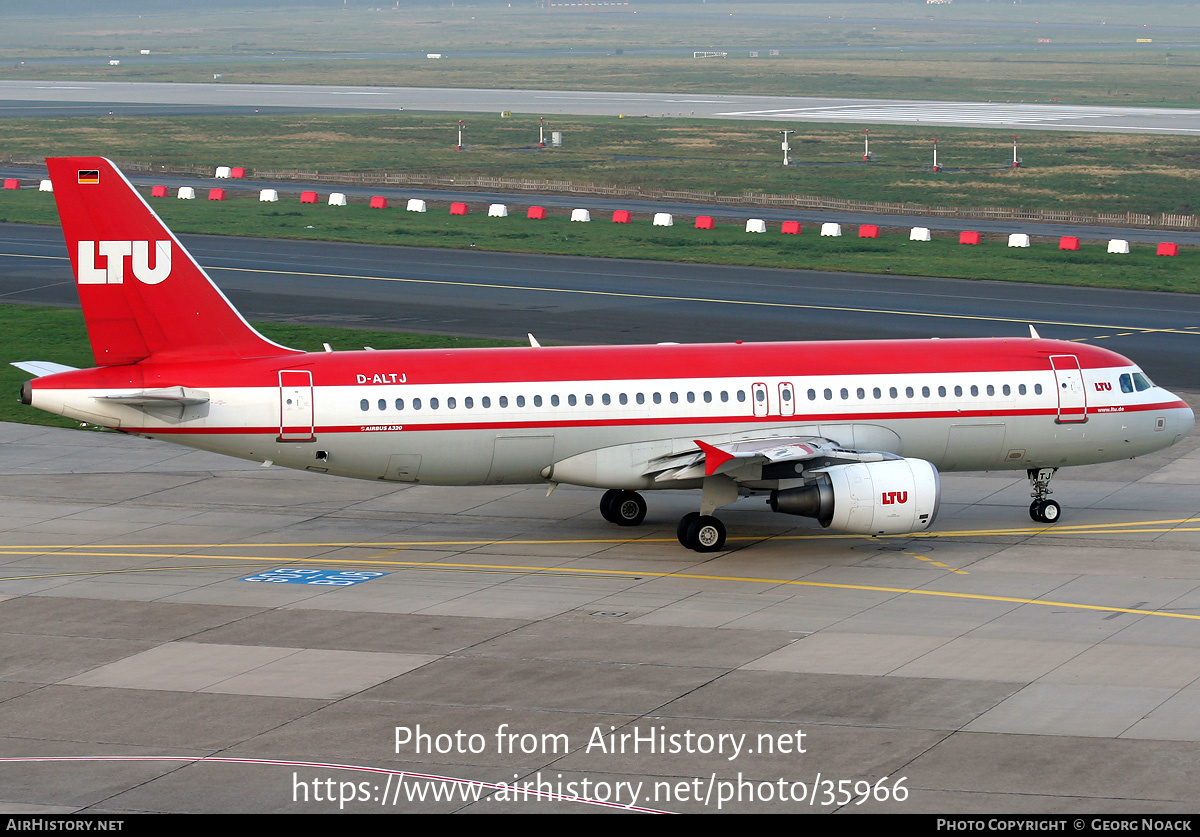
[47,157,298,366]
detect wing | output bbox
[643,436,901,485]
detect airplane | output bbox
[12,157,1196,552]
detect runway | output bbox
[4,80,1200,134]
[4,222,1200,389]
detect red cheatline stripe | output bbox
[123,400,1188,436]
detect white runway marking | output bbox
[718,102,1200,126]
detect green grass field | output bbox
[1,186,1196,294]
[5,112,1200,217]
[4,2,1200,107]
[0,305,518,429]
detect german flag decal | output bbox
[77,170,100,185]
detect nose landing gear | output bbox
[1028,468,1061,523]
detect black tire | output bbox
[612,491,647,526]
[686,515,726,552]
[677,512,701,546]
[1040,499,1061,524]
[1030,500,1045,523]
[599,489,621,523]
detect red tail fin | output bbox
[47,157,297,366]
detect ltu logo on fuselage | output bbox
[77,240,171,285]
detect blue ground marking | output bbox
[241,567,390,586]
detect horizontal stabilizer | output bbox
[97,387,210,407]
[11,361,80,378]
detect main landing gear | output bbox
[1028,467,1061,523]
[598,481,733,553]
[676,512,727,552]
[599,489,646,526]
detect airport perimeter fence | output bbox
[4,154,1196,230]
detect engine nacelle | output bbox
[769,458,940,535]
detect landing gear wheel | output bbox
[1027,468,1060,525]
[1039,499,1061,524]
[600,489,621,523]
[1029,499,1062,524]
[685,515,727,553]
[677,512,700,547]
[609,490,646,526]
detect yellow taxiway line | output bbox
[3,520,1199,620]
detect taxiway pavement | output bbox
[2,403,1200,812]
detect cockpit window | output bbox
[1133,372,1153,392]
[1119,374,1134,394]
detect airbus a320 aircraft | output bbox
[14,158,1195,552]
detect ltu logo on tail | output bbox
[77,240,171,285]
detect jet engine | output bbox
[769,458,940,535]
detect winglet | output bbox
[694,440,735,477]
[1029,325,1041,339]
